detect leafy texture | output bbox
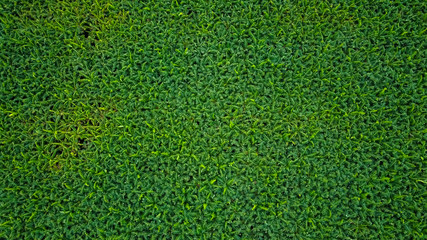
[0,0,426,239]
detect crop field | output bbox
[0,0,426,239]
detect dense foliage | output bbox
[1,0,426,238]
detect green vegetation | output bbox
[1,0,426,238]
